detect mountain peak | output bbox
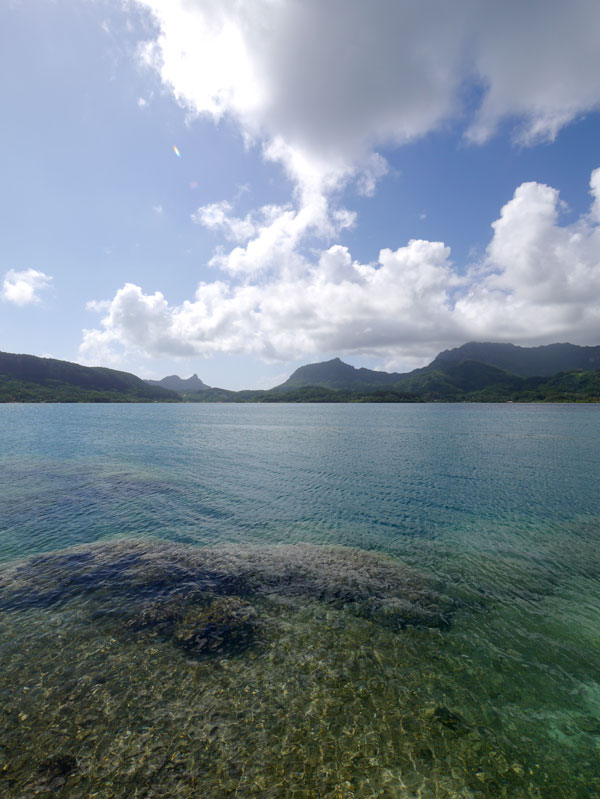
[145,373,211,392]
[273,357,405,391]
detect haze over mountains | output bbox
[2,342,600,402]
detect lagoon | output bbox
[1,403,599,797]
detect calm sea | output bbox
[1,403,599,798]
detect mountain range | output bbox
[268,342,600,397]
[2,342,600,402]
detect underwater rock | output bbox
[432,706,464,730]
[36,754,77,791]
[0,538,452,632]
[173,596,256,656]
[125,594,193,632]
[357,595,451,630]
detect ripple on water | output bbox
[0,539,599,799]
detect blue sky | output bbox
[2,0,600,389]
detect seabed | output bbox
[0,539,597,798]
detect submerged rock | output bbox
[124,592,257,657]
[572,715,600,735]
[173,596,256,656]
[125,594,194,632]
[35,754,77,792]
[432,706,464,730]
[0,538,452,634]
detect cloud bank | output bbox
[2,269,52,306]
[136,0,600,189]
[80,2,600,370]
[81,170,600,368]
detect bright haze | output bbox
[2,0,600,389]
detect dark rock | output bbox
[37,754,77,777]
[36,754,77,791]
[125,595,190,632]
[0,539,451,634]
[433,706,464,729]
[173,597,256,657]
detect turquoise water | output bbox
[1,403,599,797]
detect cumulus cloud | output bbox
[135,0,600,192]
[466,1,600,144]
[130,0,600,315]
[2,269,52,306]
[192,197,355,276]
[81,171,600,367]
[191,200,257,244]
[90,3,600,371]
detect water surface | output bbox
[1,403,599,797]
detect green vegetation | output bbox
[272,357,405,392]
[2,347,600,403]
[394,361,600,402]
[181,365,600,403]
[0,352,180,403]
[431,341,600,377]
[183,385,422,403]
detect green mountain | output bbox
[186,385,421,403]
[185,366,600,403]
[145,373,211,392]
[394,360,523,400]
[3,343,600,403]
[273,357,405,391]
[0,352,180,403]
[518,369,600,402]
[267,345,600,403]
[431,341,600,377]
[274,342,600,393]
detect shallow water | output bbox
[0,403,599,797]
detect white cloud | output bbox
[130,0,600,315]
[192,197,355,276]
[92,3,600,371]
[192,200,256,243]
[135,0,600,193]
[81,170,600,367]
[2,269,52,306]
[466,1,600,144]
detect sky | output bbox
[2,0,600,390]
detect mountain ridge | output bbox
[2,341,600,403]
[145,373,211,392]
[0,351,180,403]
[272,357,407,391]
[274,341,600,390]
[431,341,600,377]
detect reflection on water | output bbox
[1,404,599,797]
